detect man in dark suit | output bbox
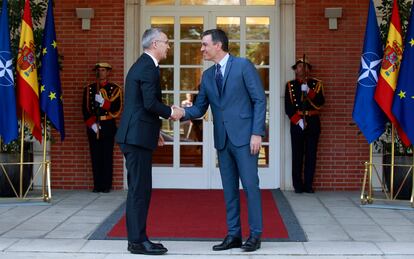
[178,29,266,252]
[115,28,182,255]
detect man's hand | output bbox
[297,119,305,130]
[170,105,185,120]
[95,93,105,107]
[158,133,165,146]
[91,123,101,133]
[250,135,262,155]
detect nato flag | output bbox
[392,4,414,144]
[0,0,18,144]
[352,0,386,144]
[40,0,65,140]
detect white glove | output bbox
[297,119,305,130]
[91,123,98,133]
[95,93,105,106]
[301,83,309,93]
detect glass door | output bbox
[208,12,274,188]
[144,13,212,188]
[141,7,278,189]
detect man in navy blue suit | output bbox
[179,29,266,252]
[116,28,183,255]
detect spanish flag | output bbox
[16,0,42,142]
[374,0,410,146]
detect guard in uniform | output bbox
[82,62,123,193]
[285,58,325,193]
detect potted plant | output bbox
[0,139,33,197]
[375,123,413,199]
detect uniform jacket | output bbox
[285,78,325,125]
[82,81,122,138]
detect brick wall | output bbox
[296,0,370,190]
[52,0,124,190]
[50,1,370,190]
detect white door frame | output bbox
[123,2,288,190]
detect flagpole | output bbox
[369,143,373,200]
[42,116,47,200]
[411,151,414,207]
[391,125,395,199]
[19,111,25,198]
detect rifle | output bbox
[95,66,100,139]
[301,53,308,129]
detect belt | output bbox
[99,115,114,121]
[298,110,319,116]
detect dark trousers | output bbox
[121,144,153,243]
[290,116,321,192]
[87,132,114,191]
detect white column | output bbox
[123,0,141,189]
[125,0,141,73]
[279,0,295,190]
[32,141,50,189]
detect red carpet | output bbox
[107,190,288,239]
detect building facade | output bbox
[50,0,372,191]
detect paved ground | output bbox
[1,190,414,258]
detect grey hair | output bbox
[142,28,163,50]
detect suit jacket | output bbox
[184,55,266,150]
[115,53,171,150]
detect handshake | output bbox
[170,105,185,121]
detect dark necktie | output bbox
[215,64,223,95]
[156,65,160,76]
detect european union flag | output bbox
[40,0,65,140]
[0,0,18,144]
[352,0,386,144]
[392,4,414,144]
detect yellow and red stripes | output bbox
[374,0,410,146]
[16,0,42,142]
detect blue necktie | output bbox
[215,64,223,95]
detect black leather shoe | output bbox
[241,236,261,252]
[102,189,110,193]
[148,240,166,249]
[212,235,242,251]
[92,189,99,193]
[294,189,303,194]
[128,241,168,255]
[128,241,165,251]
